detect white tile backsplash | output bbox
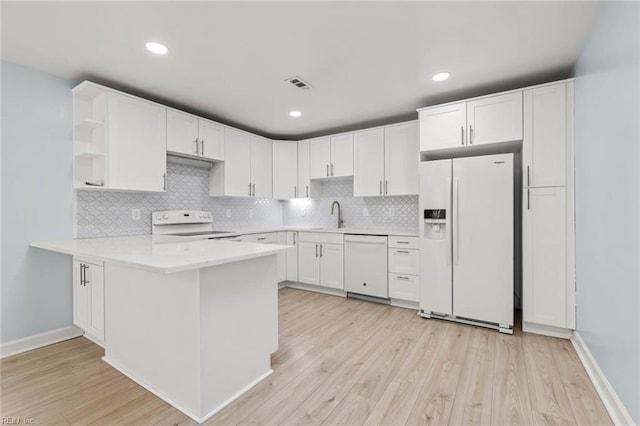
[76,162,419,237]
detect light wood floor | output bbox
[1,288,611,425]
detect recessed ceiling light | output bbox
[289,111,302,118]
[432,72,450,82]
[146,42,168,55]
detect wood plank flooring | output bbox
[1,288,612,425]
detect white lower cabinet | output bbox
[73,257,105,346]
[388,236,419,303]
[242,232,286,282]
[286,232,298,281]
[297,233,344,290]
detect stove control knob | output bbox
[156,215,162,220]
[163,215,168,220]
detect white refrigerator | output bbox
[419,153,514,333]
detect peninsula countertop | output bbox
[31,235,289,274]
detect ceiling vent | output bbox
[285,76,313,90]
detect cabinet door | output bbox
[250,136,273,198]
[418,102,466,151]
[320,243,344,289]
[523,83,567,188]
[309,138,331,178]
[273,141,298,199]
[298,242,320,285]
[199,119,225,161]
[467,92,523,146]
[523,187,567,328]
[277,232,287,282]
[85,263,105,343]
[354,128,385,196]
[167,110,199,156]
[73,260,89,330]
[385,122,419,195]
[223,128,252,196]
[330,133,354,177]
[297,140,311,198]
[107,93,167,192]
[286,232,298,282]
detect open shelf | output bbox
[75,151,105,159]
[75,119,104,131]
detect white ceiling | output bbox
[1,1,600,139]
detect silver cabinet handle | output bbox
[385,180,388,195]
[257,237,266,241]
[527,166,530,187]
[397,241,410,244]
[396,276,410,280]
[396,250,410,254]
[201,140,205,156]
[248,183,252,196]
[84,264,90,286]
[252,183,256,197]
[306,185,309,197]
[331,164,334,176]
[326,164,329,177]
[379,181,383,195]
[194,138,199,155]
[315,243,318,257]
[294,186,297,198]
[293,232,296,245]
[461,126,464,146]
[469,125,474,145]
[527,188,530,210]
[163,173,167,191]
[319,244,323,257]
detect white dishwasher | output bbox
[344,234,389,299]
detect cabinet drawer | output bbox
[388,274,418,302]
[242,232,277,244]
[388,249,419,275]
[298,232,343,245]
[388,236,419,249]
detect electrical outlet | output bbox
[226,209,231,218]
[362,207,369,217]
[131,208,141,221]
[389,206,396,217]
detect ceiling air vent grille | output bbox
[285,76,313,90]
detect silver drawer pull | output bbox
[396,276,410,280]
[396,250,410,254]
[257,237,266,241]
[396,241,410,244]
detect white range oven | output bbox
[151,210,242,242]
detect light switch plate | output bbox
[131,208,141,221]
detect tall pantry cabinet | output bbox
[522,81,575,336]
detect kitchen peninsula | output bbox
[31,235,288,423]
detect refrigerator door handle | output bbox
[446,177,453,266]
[452,177,459,265]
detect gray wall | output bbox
[1,61,74,343]
[574,1,640,421]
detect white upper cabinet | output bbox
[198,119,224,161]
[250,135,273,198]
[210,128,251,197]
[385,121,419,196]
[210,130,272,198]
[297,140,311,198]
[419,102,466,151]
[330,133,354,177]
[106,92,167,192]
[523,83,569,188]
[354,128,385,196]
[309,137,331,178]
[419,91,523,151]
[309,134,354,179]
[354,122,419,197]
[167,110,224,162]
[467,92,523,146]
[273,141,298,199]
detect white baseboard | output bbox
[283,281,347,298]
[522,321,573,339]
[571,331,635,425]
[1,325,84,359]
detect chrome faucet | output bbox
[331,201,344,228]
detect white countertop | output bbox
[31,235,289,274]
[210,227,419,238]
